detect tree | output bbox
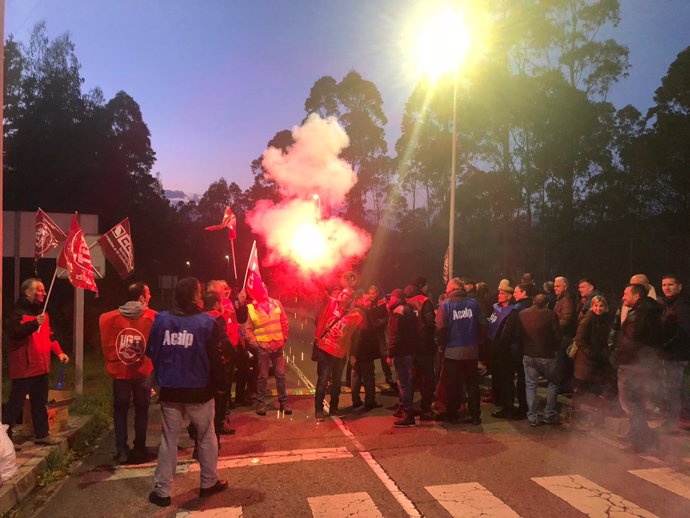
[304,71,389,222]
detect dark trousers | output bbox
[377,336,394,383]
[113,375,152,454]
[393,355,415,417]
[495,354,527,413]
[315,348,346,412]
[555,335,574,392]
[3,374,49,438]
[351,360,376,406]
[414,355,435,413]
[445,359,480,419]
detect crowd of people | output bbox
[312,272,689,452]
[3,270,688,507]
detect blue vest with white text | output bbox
[443,297,481,350]
[487,303,515,341]
[147,311,215,388]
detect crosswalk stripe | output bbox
[80,447,352,484]
[532,474,659,518]
[629,467,690,500]
[424,482,521,517]
[307,492,383,518]
[176,508,243,517]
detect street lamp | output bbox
[185,260,190,270]
[225,255,230,280]
[408,4,487,280]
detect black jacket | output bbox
[614,297,663,365]
[387,302,418,358]
[661,294,690,361]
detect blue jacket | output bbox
[148,311,216,391]
[435,290,483,360]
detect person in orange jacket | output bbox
[99,282,156,463]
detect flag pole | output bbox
[230,240,238,279]
[242,240,256,290]
[42,267,59,315]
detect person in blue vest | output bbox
[487,280,520,420]
[435,277,485,425]
[146,277,227,507]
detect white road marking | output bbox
[425,482,521,517]
[629,467,690,500]
[176,508,243,518]
[308,491,383,518]
[532,474,659,518]
[290,354,423,517]
[81,447,352,483]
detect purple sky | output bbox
[6,0,690,196]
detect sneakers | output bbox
[315,410,326,422]
[256,403,267,416]
[280,404,293,415]
[148,491,171,507]
[544,416,563,426]
[127,448,157,464]
[329,407,345,418]
[113,450,129,464]
[419,411,435,421]
[199,479,229,498]
[364,401,383,410]
[393,416,416,428]
[491,409,514,419]
[34,435,61,446]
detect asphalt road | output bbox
[25,313,690,518]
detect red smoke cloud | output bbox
[247,114,371,279]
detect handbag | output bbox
[566,338,578,359]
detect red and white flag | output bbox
[57,213,99,294]
[97,218,135,279]
[205,206,237,240]
[244,241,267,302]
[35,208,67,261]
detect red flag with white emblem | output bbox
[243,241,267,301]
[57,213,99,294]
[35,208,67,261]
[97,218,135,279]
[205,206,237,240]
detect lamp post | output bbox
[411,6,480,280]
[225,255,230,280]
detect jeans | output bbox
[554,335,574,392]
[3,374,49,438]
[661,360,688,425]
[444,358,480,419]
[153,399,218,498]
[113,375,152,454]
[351,360,376,406]
[618,363,654,445]
[393,355,415,417]
[315,348,346,412]
[523,355,559,423]
[256,346,287,405]
[414,355,435,413]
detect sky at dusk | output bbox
[6,0,690,197]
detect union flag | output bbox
[205,206,237,240]
[57,213,99,295]
[97,218,135,279]
[34,208,67,261]
[244,241,267,302]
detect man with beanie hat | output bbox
[435,278,484,425]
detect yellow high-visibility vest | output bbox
[247,301,284,342]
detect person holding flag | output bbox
[3,278,69,445]
[241,242,290,416]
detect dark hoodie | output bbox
[387,293,418,358]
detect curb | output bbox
[0,414,94,516]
